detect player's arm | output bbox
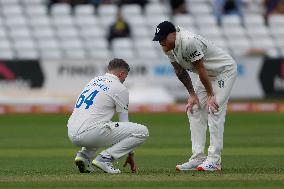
[192,58,219,113]
[170,61,199,113]
[118,112,128,122]
[114,88,137,173]
[170,61,195,95]
[192,58,213,96]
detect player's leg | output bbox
[68,126,98,173]
[74,147,97,173]
[176,83,208,171]
[197,71,237,171]
[93,122,149,173]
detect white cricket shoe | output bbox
[196,160,221,171]
[176,157,206,172]
[92,160,121,174]
[74,156,95,173]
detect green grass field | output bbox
[0,113,284,189]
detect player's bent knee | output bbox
[133,125,149,140]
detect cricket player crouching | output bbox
[153,21,237,171]
[67,58,149,174]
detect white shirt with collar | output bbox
[68,73,129,128]
[167,27,236,78]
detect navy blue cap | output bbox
[152,21,176,41]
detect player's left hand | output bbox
[206,95,219,114]
[123,152,137,173]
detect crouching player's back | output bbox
[67,58,149,174]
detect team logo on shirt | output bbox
[182,55,190,62]
[124,104,129,111]
[190,50,201,59]
[218,80,225,88]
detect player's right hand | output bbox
[123,152,137,173]
[206,95,219,114]
[186,94,200,114]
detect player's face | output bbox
[159,33,176,53]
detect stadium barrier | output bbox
[0,102,284,114]
[1,57,284,106]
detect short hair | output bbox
[107,58,130,72]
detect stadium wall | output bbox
[0,57,284,109]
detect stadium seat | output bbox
[25,5,48,17]
[56,26,79,39]
[52,15,74,27]
[5,16,28,27]
[98,15,116,29]
[243,14,265,27]
[190,3,212,15]
[32,27,55,39]
[0,50,14,59]
[9,27,32,39]
[121,4,142,16]
[87,49,111,59]
[37,38,60,50]
[145,3,167,16]
[132,26,151,38]
[63,49,86,59]
[0,0,20,5]
[22,0,45,5]
[79,26,105,39]
[29,16,51,27]
[222,15,242,27]
[40,49,63,59]
[98,4,118,16]
[59,38,83,50]
[0,28,7,38]
[268,15,284,27]
[196,15,218,27]
[172,15,195,28]
[199,26,223,38]
[16,49,39,59]
[12,38,36,50]
[137,49,158,59]
[83,38,108,50]
[0,38,12,50]
[134,38,155,49]
[222,26,247,38]
[113,48,135,59]
[74,15,100,28]
[269,26,284,38]
[50,3,72,16]
[74,4,95,16]
[1,4,23,16]
[246,26,270,39]
[112,38,133,49]
[126,15,147,27]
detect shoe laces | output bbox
[106,162,116,170]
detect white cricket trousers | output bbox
[68,121,149,160]
[188,66,237,164]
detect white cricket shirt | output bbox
[68,73,129,128]
[167,27,236,78]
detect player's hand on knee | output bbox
[186,94,200,114]
[206,95,219,114]
[123,152,137,173]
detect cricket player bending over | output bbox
[153,21,237,171]
[67,58,149,174]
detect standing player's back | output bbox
[68,73,129,128]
